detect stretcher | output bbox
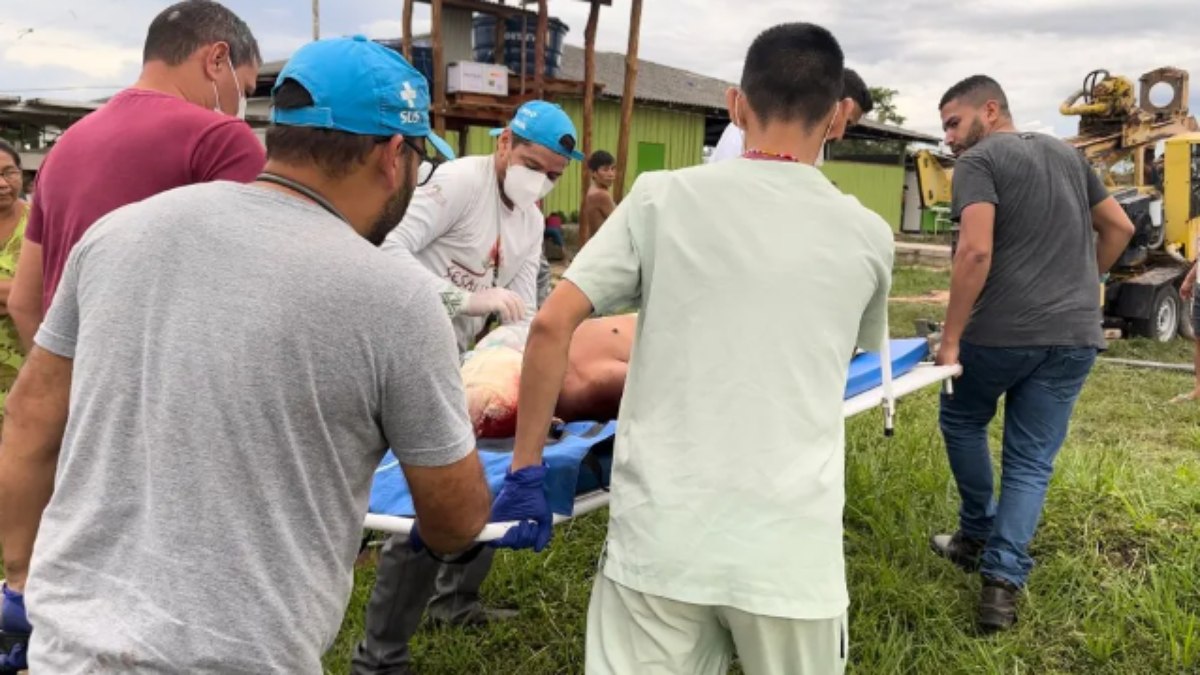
[362,337,961,543]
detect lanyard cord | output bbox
[255,172,350,224]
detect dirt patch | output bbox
[890,290,951,305]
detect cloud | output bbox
[3,26,140,80]
[6,0,1200,142]
[360,18,432,41]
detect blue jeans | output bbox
[939,342,1097,587]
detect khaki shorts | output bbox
[585,574,848,675]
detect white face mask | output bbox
[504,163,554,207]
[213,59,247,120]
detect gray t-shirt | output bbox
[25,182,474,674]
[951,132,1108,348]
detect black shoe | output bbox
[930,531,985,573]
[977,575,1020,634]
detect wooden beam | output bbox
[431,0,446,136]
[493,3,506,65]
[614,0,642,202]
[401,0,414,60]
[580,0,600,242]
[458,125,470,158]
[534,0,548,99]
[311,0,320,41]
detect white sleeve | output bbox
[710,123,744,163]
[504,241,541,326]
[380,172,475,317]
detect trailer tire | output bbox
[1131,285,1181,342]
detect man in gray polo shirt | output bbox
[0,36,491,674]
[931,75,1134,633]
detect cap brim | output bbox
[494,127,583,161]
[426,131,456,161]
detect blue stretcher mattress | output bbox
[369,338,929,519]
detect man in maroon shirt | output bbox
[8,0,265,349]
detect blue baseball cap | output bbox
[271,35,455,161]
[489,100,584,161]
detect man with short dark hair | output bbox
[0,36,493,673]
[711,67,873,163]
[8,0,266,352]
[930,74,1135,633]
[580,149,617,244]
[509,22,892,674]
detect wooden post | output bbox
[534,0,548,99]
[614,0,642,202]
[311,0,320,41]
[431,0,446,136]
[401,0,414,60]
[493,9,505,65]
[579,0,600,243]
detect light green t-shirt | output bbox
[564,158,893,620]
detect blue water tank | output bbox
[374,39,436,87]
[472,14,569,78]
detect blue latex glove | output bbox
[488,463,552,552]
[0,583,30,672]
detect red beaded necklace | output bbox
[742,148,801,163]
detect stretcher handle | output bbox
[879,333,896,437]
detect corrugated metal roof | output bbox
[255,41,942,143]
[559,44,732,113]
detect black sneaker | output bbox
[929,531,985,572]
[978,575,1020,634]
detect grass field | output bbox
[321,266,1200,674]
[2,266,1193,674]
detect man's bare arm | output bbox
[402,451,491,555]
[942,203,996,349]
[8,241,44,352]
[511,281,595,470]
[0,347,72,590]
[1090,196,1136,275]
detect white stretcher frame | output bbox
[362,339,961,543]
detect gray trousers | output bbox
[351,534,496,674]
[351,253,549,673]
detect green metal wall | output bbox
[819,160,906,231]
[443,98,706,219]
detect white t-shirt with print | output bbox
[382,154,544,352]
[563,158,894,620]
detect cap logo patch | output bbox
[400,82,419,109]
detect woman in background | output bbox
[0,140,29,410]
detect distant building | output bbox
[3,41,938,229]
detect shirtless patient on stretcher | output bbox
[462,314,635,437]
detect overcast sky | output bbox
[4,0,1200,138]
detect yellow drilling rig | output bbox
[916,66,1200,341]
